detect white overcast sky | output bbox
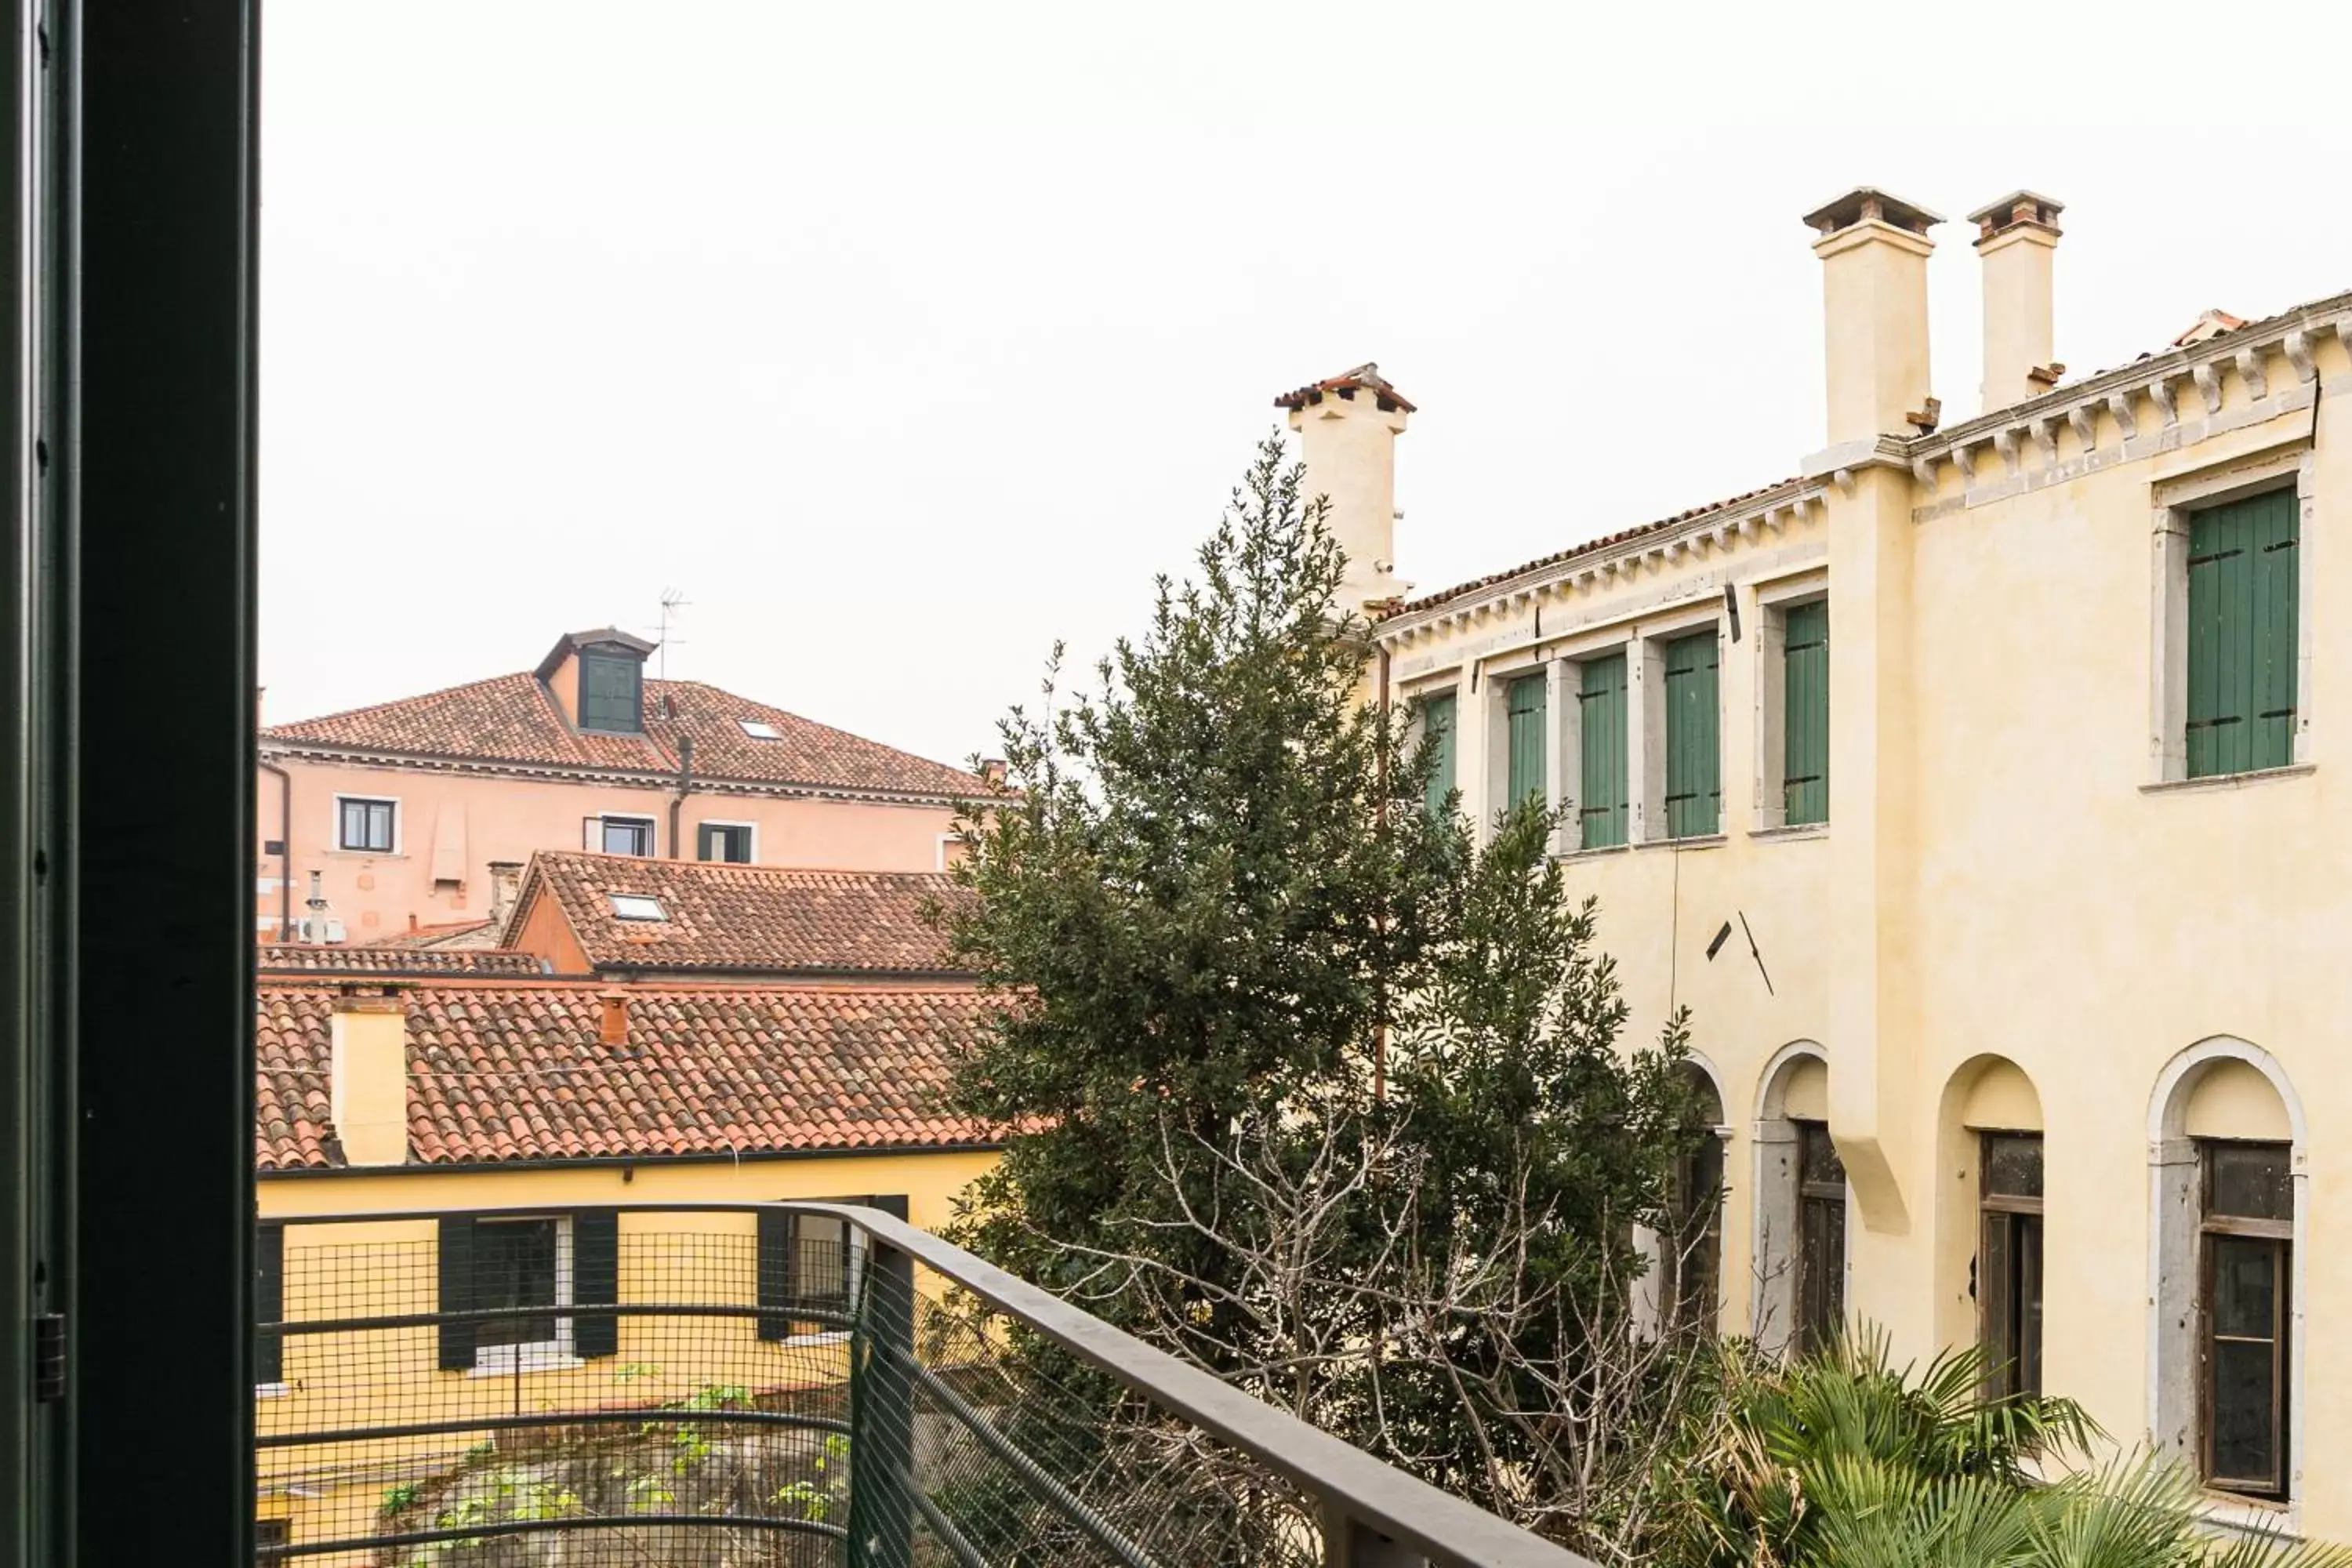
[260,1,2352,771]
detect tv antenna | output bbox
[655,588,690,681]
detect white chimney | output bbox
[329,984,409,1167]
[1276,365,1414,615]
[1968,191,2064,415]
[1802,188,1942,448]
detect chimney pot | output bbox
[1803,187,1942,447]
[599,989,630,1047]
[1967,191,2065,416]
[1274,364,1415,614]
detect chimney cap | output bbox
[1800,186,1944,239]
[1966,190,2064,241]
[1273,363,1417,416]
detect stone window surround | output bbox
[1751,1040,1847,1357]
[2147,447,2314,787]
[466,1211,579,1377]
[1749,572,1828,834]
[696,817,759,864]
[329,791,402,858]
[1477,597,1725,854]
[1631,1049,1735,1340]
[2145,1038,2308,1534]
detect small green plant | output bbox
[378,1482,419,1517]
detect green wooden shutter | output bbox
[1664,630,1721,838]
[254,1221,285,1385]
[756,1207,797,1341]
[1783,601,1830,826]
[572,1210,619,1359]
[436,1217,477,1370]
[2189,491,2299,778]
[578,650,643,734]
[1506,674,1548,808]
[1420,692,1457,818]
[1578,655,1628,848]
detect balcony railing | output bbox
[256,1202,1592,1567]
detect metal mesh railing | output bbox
[256,1204,1589,1568]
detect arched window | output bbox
[1752,1043,1838,1355]
[2148,1040,2305,1513]
[1661,1060,1730,1334]
[1935,1056,2045,1399]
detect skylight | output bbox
[609,894,666,921]
[736,718,782,740]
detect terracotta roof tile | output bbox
[517,851,969,975]
[263,671,978,800]
[253,982,997,1171]
[361,919,502,951]
[1381,478,1802,619]
[257,944,547,977]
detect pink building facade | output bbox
[256,629,982,941]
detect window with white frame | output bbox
[1754,586,1828,831]
[2151,458,2311,786]
[697,821,753,863]
[590,815,655,857]
[470,1214,572,1370]
[336,796,397,853]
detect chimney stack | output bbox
[1969,191,2064,415]
[978,758,1007,788]
[487,860,524,931]
[1275,365,1415,616]
[1802,188,1942,448]
[329,984,408,1167]
[599,989,630,1047]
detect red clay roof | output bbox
[1274,363,1417,415]
[262,672,978,800]
[516,851,970,975]
[361,918,501,952]
[257,944,547,977]
[1382,478,1802,619]
[254,982,996,1171]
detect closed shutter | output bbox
[1505,674,1547,808]
[572,1210,619,1359]
[2187,491,2297,778]
[1419,693,1457,818]
[1577,655,1628,848]
[1664,630,1721,838]
[756,1207,797,1341]
[437,1217,477,1370]
[697,822,719,861]
[579,651,642,733]
[1783,601,1829,826]
[255,1221,285,1385]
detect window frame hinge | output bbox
[33,1312,65,1402]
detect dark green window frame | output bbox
[1418,691,1457,818]
[2186,489,2298,779]
[1504,673,1547,809]
[577,648,644,735]
[1577,654,1628,848]
[1782,599,1828,826]
[698,822,753,863]
[1663,629,1721,839]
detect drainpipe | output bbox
[666,733,693,859]
[259,757,292,938]
[1374,641,1391,1105]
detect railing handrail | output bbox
[262,1200,1597,1568]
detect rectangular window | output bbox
[1979,1133,2044,1399]
[698,822,753,863]
[336,797,395,853]
[1505,673,1547,809]
[473,1216,564,1352]
[1782,599,1829,826]
[1795,1120,1846,1356]
[757,1196,907,1341]
[577,649,644,734]
[597,816,655,857]
[1663,630,1720,838]
[1418,692,1457,818]
[2187,490,2298,779]
[256,1519,292,1565]
[254,1221,284,1387]
[2201,1140,2292,1498]
[1578,654,1628,848]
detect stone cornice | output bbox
[1375,476,1829,648]
[256,741,973,809]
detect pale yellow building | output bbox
[1303,187,2352,1537]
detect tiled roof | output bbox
[254,982,996,1171]
[1274,362,1417,415]
[1383,478,1802,619]
[362,919,500,951]
[257,944,548,978]
[262,671,979,800]
[516,851,969,975]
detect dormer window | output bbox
[578,648,643,734]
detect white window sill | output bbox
[2140,764,2314,796]
[1635,833,1728,851]
[468,1346,581,1377]
[1749,822,1828,843]
[325,849,407,860]
[776,1329,852,1348]
[2198,1494,2296,1541]
[254,1381,293,1399]
[1555,843,1633,864]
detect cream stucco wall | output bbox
[1374,313,2352,1536]
[256,758,962,939]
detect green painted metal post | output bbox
[848,1232,917,1568]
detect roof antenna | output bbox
[655,587,690,681]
